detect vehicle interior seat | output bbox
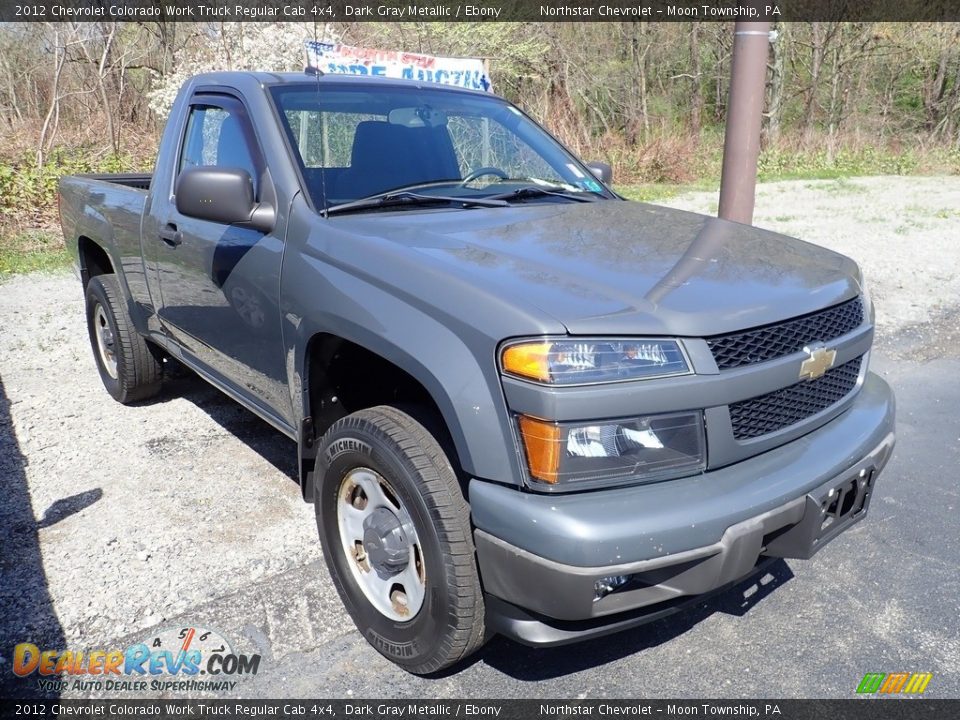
[336,120,462,200]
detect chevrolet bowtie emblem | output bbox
[799,345,837,381]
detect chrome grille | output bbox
[729,356,863,440]
[707,297,864,370]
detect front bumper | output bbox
[471,372,895,643]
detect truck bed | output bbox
[75,173,152,191]
[58,174,153,281]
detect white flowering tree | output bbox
[148,23,336,117]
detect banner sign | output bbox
[305,40,492,93]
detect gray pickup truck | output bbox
[59,71,895,674]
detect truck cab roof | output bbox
[186,70,496,98]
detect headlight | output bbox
[501,338,690,385]
[517,411,705,488]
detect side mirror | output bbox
[175,167,274,233]
[586,161,613,185]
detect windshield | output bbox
[269,82,614,211]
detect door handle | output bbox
[159,224,182,247]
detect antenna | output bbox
[307,24,329,219]
[303,36,326,76]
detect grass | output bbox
[0,229,71,279]
[615,181,715,203]
[0,146,151,279]
[612,141,936,203]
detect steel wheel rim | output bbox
[336,468,426,622]
[94,304,118,379]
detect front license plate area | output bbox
[816,468,874,543]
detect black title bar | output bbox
[4,0,960,23]
[2,699,958,719]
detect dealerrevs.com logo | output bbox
[12,626,260,693]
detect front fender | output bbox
[284,252,524,492]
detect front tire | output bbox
[315,406,485,674]
[85,274,162,404]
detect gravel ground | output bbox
[1,176,958,699]
[0,279,324,689]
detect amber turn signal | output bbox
[517,415,561,484]
[501,342,553,382]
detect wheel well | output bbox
[307,334,446,436]
[302,334,462,498]
[77,236,113,287]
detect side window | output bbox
[178,102,260,195]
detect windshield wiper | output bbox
[487,186,598,203]
[326,191,508,216]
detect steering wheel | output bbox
[459,167,509,186]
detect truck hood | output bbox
[340,200,862,337]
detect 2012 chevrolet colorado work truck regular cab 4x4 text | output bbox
[59,72,896,674]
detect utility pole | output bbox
[717,20,771,225]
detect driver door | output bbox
[153,94,291,422]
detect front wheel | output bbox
[315,406,485,674]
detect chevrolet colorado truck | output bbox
[59,71,896,674]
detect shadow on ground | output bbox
[148,361,298,483]
[0,377,67,699]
